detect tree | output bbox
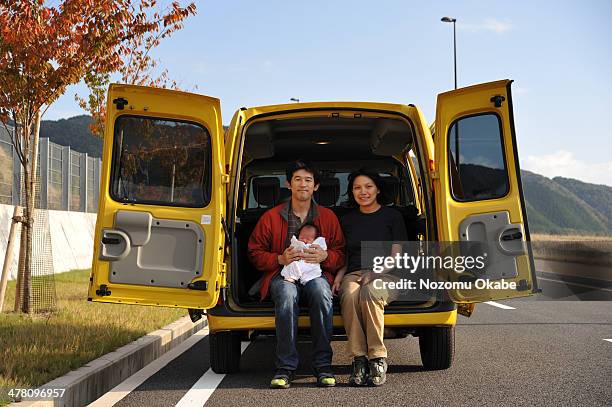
[77,1,197,137]
[0,0,196,313]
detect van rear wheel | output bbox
[210,331,241,373]
[419,326,454,370]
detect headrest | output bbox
[252,177,280,207]
[314,177,340,207]
[379,176,399,206]
[279,187,291,202]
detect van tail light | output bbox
[429,159,435,171]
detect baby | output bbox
[281,222,327,284]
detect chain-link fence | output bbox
[0,126,101,212]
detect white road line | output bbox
[484,301,516,310]
[537,276,612,293]
[87,327,209,407]
[604,339,612,343]
[175,342,251,407]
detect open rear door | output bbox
[434,80,538,303]
[88,84,226,309]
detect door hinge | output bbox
[113,97,128,110]
[517,279,530,291]
[430,170,440,180]
[188,308,205,322]
[490,95,506,108]
[457,303,475,318]
[187,280,208,290]
[221,173,230,184]
[96,284,112,297]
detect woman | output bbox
[332,169,407,387]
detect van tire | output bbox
[419,326,454,370]
[210,331,241,373]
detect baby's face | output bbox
[298,226,317,244]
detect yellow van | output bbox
[88,79,538,373]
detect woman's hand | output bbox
[357,271,377,286]
[332,266,346,296]
[331,278,342,296]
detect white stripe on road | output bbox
[175,342,251,407]
[604,339,612,343]
[484,301,515,310]
[537,276,612,293]
[88,328,209,407]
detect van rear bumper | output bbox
[207,310,457,332]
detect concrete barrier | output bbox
[0,203,96,280]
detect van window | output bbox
[447,113,509,201]
[110,116,212,207]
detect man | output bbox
[248,160,345,389]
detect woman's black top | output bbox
[341,206,408,273]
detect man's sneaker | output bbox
[348,356,369,386]
[314,366,336,387]
[368,357,387,386]
[270,368,294,389]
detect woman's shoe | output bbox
[348,356,369,386]
[368,357,387,386]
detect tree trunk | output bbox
[14,110,41,314]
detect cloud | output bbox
[513,86,529,95]
[523,150,612,187]
[460,18,513,34]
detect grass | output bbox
[0,269,186,405]
[530,234,612,266]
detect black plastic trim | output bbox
[109,114,213,208]
[505,81,540,293]
[447,112,511,203]
[226,106,438,312]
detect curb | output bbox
[10,315,207,407]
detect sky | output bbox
[45,0,612,186]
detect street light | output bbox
[441,16,457,89]
[290,98,300,103]
[441,17,459,168]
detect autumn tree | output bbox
[0,0,196,313]
[77,1,196,137]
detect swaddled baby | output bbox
[281,222,327,284]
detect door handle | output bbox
[99,229,131,261]
[102,236,122,245]
[501,231,522,241]
[497,225,526,256]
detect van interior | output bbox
[229,114,432,309]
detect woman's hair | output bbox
[345,168,384,207]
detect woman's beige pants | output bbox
[339,270,399,359]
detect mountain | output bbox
[38,115,611,236]
[552,177,612,232]
[40,115,103,157]
[521,171,610,235]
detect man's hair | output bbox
[285,159,320,186]
[298,222,319,237]
[346,168,384,207]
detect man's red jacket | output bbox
[247,202,345,299]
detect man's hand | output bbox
[278,246,300,266]
[301,244,328,264]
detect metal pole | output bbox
[453,20,457,89]
[0,206,22,312]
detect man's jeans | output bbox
[269,274,333,371]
